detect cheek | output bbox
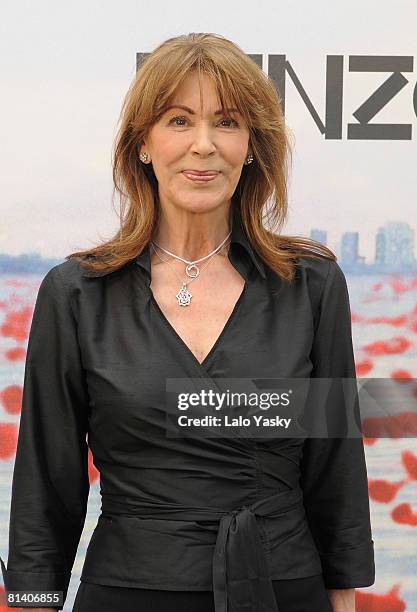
[222,138,249,164]
[150,131,184,165]
[156,143,180,165]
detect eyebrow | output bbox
[163,104,240,115]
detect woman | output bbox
[1,33,374,611]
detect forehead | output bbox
[163,104,241,116]
[164,72,238,112]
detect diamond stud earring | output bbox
[140,152,149,162]
[245,154,254,165]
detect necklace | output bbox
[150,239,231,307]
[151,230,231,278]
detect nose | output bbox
[190,122,217,156]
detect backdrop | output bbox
[1,1,416,610]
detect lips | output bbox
[183,170,219,176]
[182,170,219,182]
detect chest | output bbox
[149,273,247,366]
[80,268,315,389]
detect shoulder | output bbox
[292,254,349,325]
[295,253,346,291]
[34,258,103,317]
[39,257,87,293]
[41,255,131,288]
[37,256,139,312]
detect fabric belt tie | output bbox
[101,485,304,612]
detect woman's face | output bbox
[140,71,251,214]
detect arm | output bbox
[0,265,90,609]
[300,260,375,602]
[327,588,355,611]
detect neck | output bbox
[151,205,232,261]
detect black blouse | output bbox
[0,202,375,611]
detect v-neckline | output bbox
[149,281,248,372]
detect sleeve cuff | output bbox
[1,555,69,609]
[319,540,375,589]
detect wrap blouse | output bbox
[1,201,375,610]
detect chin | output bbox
[177,199,223,214]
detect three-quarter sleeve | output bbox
[299,259,375,589]
[0,265,90,609]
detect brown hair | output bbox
[68,32,336,282]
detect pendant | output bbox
[176,283,193,306]
[185,263,199,278]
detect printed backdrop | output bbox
[1,1,416,610]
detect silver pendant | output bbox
[185,263,199,278]
[176,283,193,306]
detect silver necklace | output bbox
[150,239,231,307]
[151,230,231,278]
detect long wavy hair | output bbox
[68,32,336,282]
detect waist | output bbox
[85,486,321,611]
[100,486,306,611]
[100,485,304,522]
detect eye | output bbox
[220,118,239,127]
[168,116,239,127]
[169,116,188,126]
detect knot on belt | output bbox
[212,487,303,612]
[230,504,250,518]
[100,486,304,612]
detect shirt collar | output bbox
[81,201,266,280]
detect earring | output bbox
[245,154,254,165]
[140,152,149,162]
